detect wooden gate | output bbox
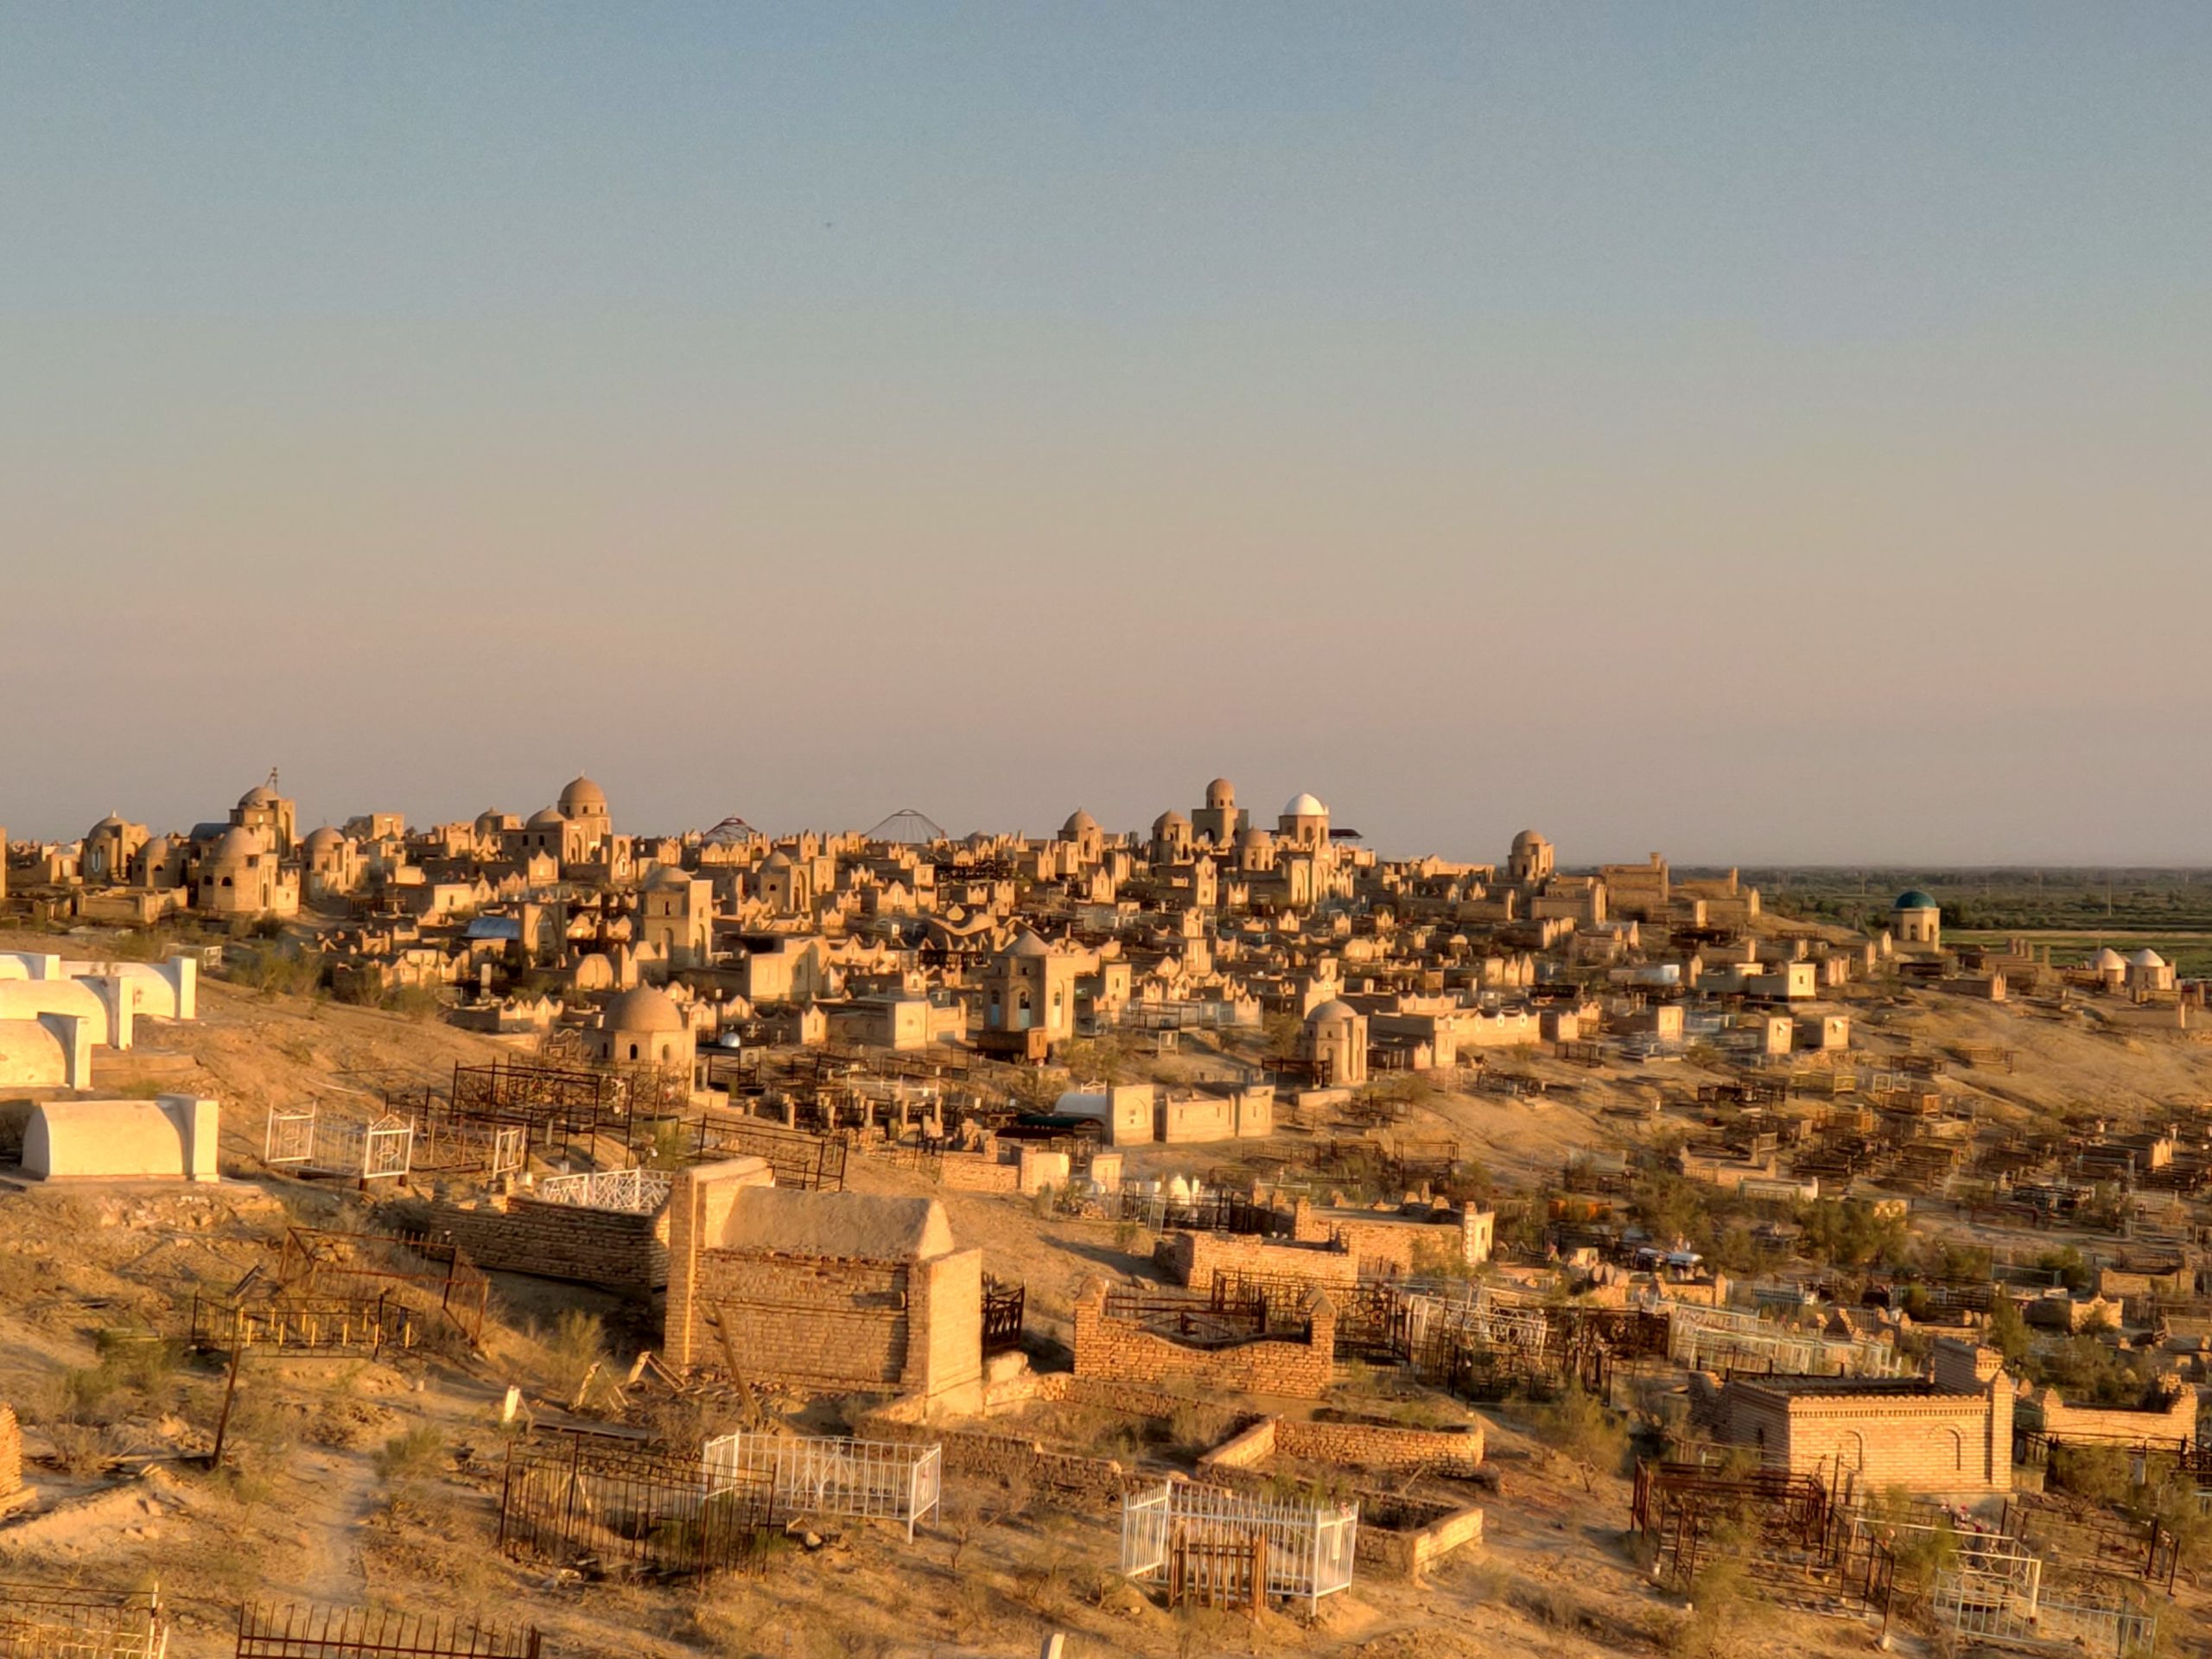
[1167,1525,1266,1618]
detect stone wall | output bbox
[387,1194,668,1294]
[1071,1279,1336,1400]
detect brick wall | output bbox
[0,1404,19,1498]
[664,1157,778,1372]
[1154,1230,1357,1294]
[1717,1378,2011,1494]
[1357,1500,1485,1580]
[1275,1417,1484,1476]
[663,1154,985,1407]
[997,1371,1252,1425]
[2030,1386,2196,1447]
[1292,1198,1485,1276]
[386,1195,668,1294]
[1071,1279,1336,1400]
[690,1251,912,1387]
[1198,1414,1484,1478]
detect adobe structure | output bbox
[663,1159,985,1414]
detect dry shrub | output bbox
[372,1424,446,1489]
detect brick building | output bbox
[1694,1339,2012,1497]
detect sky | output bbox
[3,3,2209,863]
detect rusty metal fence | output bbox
[498,1437,776,1580]
[234,1605,538,1659]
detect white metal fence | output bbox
[533,1167,673,1214]
[263,1107,415,1181]
[1121,1481,1357,1610]
[1929,1547,2156,1657]
[701,1433,942,1541]
[1666,1304,1916,1378]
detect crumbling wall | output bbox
[1071,1280,1335,1400]
[859,1407,1139,1508]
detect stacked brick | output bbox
[0,1404,20,1500]
[387,1196,669,1294]
[1154,1230,1357,1294]
[1071,1280,1336,1400]
[1199,1414,1484,1478]
[694,1254,912,1387]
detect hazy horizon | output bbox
[6,5,2209,864]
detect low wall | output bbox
[859,1399,1141,1509]
[388,1194,669,1294]
[1198,1414,1484,1478]
[938,1153,1020,1194]
[2031,1387,2197,1447]
[992,1370,1256,1425]
[1071,1281,1335,1400]
[1357,1499,1486,1580]
[1154,1230,1357,1294]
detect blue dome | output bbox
[1893,890,1938,912]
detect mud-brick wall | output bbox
[1274,1418,1484,1476]
[1154,1230,1357,1294]
[691,1251,912,1389]
[1199,1414,1484,1478]
[0,1404,20,1497]
[387,1196,669,1294]
[1071,1282,1336,1400]
[937,1154,1020,1193]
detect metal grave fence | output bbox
[700,1432,941,1541]
[261,1107,415,1183]
[0,1582,168,1659]
[1666,1304,1916,1378]
[1122,1481,1357,1611]
[499,1436,776,1580]
[532,1167,673,1215]
[234,1604,540,1659]
[1928,1548,2158,1659]
[188,1294,419,1357]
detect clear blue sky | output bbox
[5,4,2209,861]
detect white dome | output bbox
[2127,948,2167,969]
[1281,791,1328,817]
